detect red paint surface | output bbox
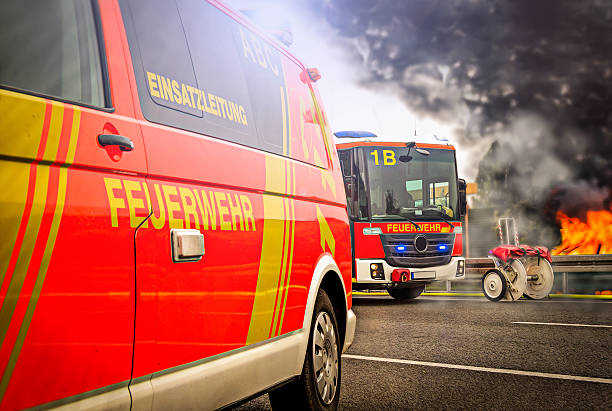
[0,1,351,409]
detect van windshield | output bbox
[364,146,459,221]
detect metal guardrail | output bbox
[466,255,612,274]
[437,255,612,294]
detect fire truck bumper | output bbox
[354,257,466,285]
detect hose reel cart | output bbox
[482,218,554,302]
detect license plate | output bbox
[412,271,435,280]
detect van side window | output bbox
[0,0,105,107]
[121,0,202,125]
[233,24,286,153]
[121,0,329,167]
[121,0,261,146]
[175,0,259,147]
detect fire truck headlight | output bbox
[456,260,465,276]
[370,263,384,280]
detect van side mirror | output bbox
[458,178,467,217]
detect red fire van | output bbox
[0,1,354,409]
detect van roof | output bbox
[213,0,306,69]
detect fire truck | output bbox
[336,132,467,300]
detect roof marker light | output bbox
[307,68,321,82]
[334,130,378,138]
[434,134,449,142]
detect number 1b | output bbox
[370,150,396,165]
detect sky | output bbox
[227,0,477,179]
[227,0,612,240]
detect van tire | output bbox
[387,285,425,300]
[268,289,341,410]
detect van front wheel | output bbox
[269,289,341,410]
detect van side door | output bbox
[119,0,267,380]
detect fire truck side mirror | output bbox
[344,176,354,198]
[458,178,467,217]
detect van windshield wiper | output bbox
[372,214,421,231]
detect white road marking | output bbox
[353,296,612,303]
[344,354,612,385]
[513,321,612,328]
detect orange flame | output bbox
[552,208,612,255]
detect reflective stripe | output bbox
[247,155,287,344]
[277,163,295,334]
[0,103,61,349]
[0,104,81,401]
[249,80,297,341]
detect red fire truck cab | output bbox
[336,133,467,300]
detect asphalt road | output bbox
[234,296,612,410]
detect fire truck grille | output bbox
[381,233,455,268]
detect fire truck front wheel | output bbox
[268,289,341,410]
[387,285,425,300]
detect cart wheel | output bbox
[523,257,554,299]
[482,270,506,302]
[505,260,527,301]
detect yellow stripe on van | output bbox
[280,86,288,156]
[0,90,47,160]
[277,164,296,334]
[0,163,31,288]
[321,170,336,198]
[273,86,295,336]
[0,108,81,401]
[272,162,294,336]
[310,88,333,166]
[269,193,289,337]
[246,155,287,344]
[0,105,63,348]
[0,92,46,287]
[317,205,335,256]
[269,97,293,334]
[41,105,64,163]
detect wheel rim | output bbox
[506,260,527,300]
[524,257,554,299]
[484,271,504,299]
[312,311,338,405]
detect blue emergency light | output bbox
[438,245,448,251]
[395,245,407,252]
[334,130,378,138]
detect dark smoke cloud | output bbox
[311,0,612,247]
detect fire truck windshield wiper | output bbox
[372,214,421,231]
[425,208,455,230]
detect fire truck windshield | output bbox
[364,146,459,221]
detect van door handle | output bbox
[98,134,134,151]
[171,229,205,263]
